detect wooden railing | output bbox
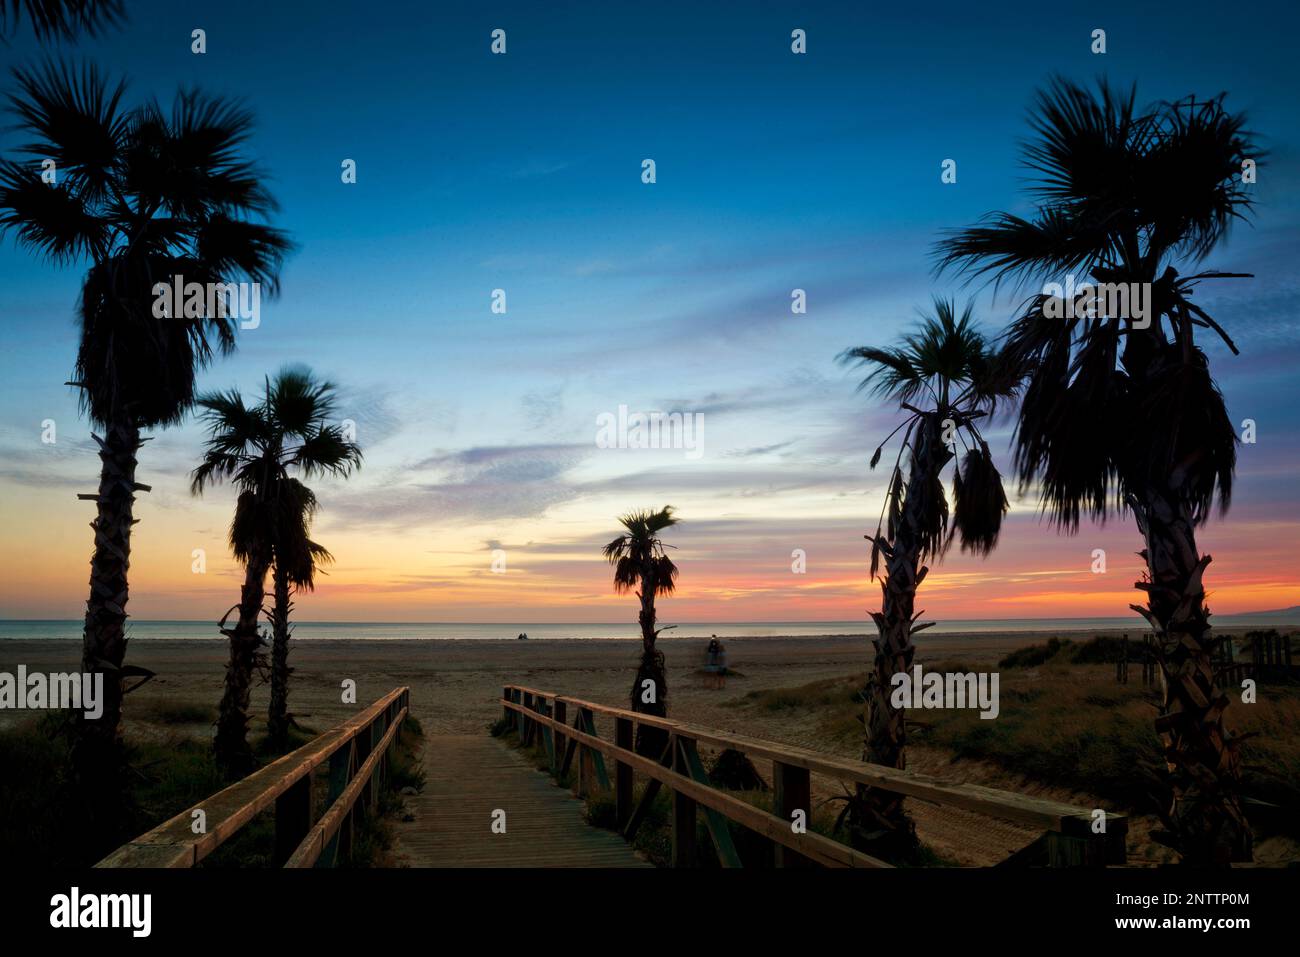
[502,684,1126,868]
[97,687,410,868]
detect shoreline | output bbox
[0,623,1286,642]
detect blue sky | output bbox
[0,0,1297,621]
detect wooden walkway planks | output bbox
[391,735,651,868]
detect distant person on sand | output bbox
[704,636,728,689]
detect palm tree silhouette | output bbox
[265,477,333,749]
[1,0,124,40]
[0,61,290,793]
[936,77,1259,864]
[839,298,1010,855]
[191,368,360,772]
[603,506,679,756]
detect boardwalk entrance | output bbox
[99,686,1124,868]
[392,735,650,867]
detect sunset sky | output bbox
[1,0,1297,623]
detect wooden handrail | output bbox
[501,684,1127,867]
[97,687,411,868]
[284,703,408,868]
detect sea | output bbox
[1,613,1295,641]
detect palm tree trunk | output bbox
[1134,485,1253,864]
[857,417,949,853]
[214,552,269,775]
[267,565,292,749]
[72,416,140,808]
[631,575,669,758]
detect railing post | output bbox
[553,699,567,780]
[671,734,697,867]
[274,773,313,866]
[522,691,535,745]
[318,740,355,867]
[354,716,374,813]
[615,716,634,830]
[773,760,813,867]
[367,713,384,807]
[538,696,556,769]
[578,707,595,798]
[1046,816,1127,867]
[503,685,510,727]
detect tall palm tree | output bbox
[838,298,1011,854]
[191,368,360,772]
[603,506,680,756]
[0,61,290,793]
[1,0,124,40]
[935,77,1258,864]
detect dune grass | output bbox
[730,649,1300,840]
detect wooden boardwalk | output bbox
[391,735,651,867]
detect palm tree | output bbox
[935,77,1258,864]
[838,298,1011,854]
[191,368,360,772]
[603,506,680,756]
[0,61,290,793]
[265,478,333,749]
[1,0,124,40]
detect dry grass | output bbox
[731,653,1300,853]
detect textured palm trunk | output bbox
[72,415,141,806]
[1135,485,1253,864]
[267,565,293,749]
[631,571,669,758]
[856,417,950,852]
[214,552,269,775]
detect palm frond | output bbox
[651,553,679,596]
[1,0,126,40]
[6,60,128,204]
[952,444,1009,555]
[0,158,106,261]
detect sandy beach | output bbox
[1,630,1054,737]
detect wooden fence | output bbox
[97,686,410,868]
[1116,633,1159,686]
[1121,631,1298,688]
[502,684,1126,868]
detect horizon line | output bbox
[3,610,1296,626]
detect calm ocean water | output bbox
[1,614,1294,641]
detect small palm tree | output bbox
[191,368,360,772]
[265,477,333,749]
[603,506,680,756]
[935,78,1258,864]
[838,298,1010,854]
[1,0,124,39]
[0,61,290,793]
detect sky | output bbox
[0,0,1297,623]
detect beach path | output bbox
[391,735,651,867]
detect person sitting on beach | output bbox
[704,636,728,689]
